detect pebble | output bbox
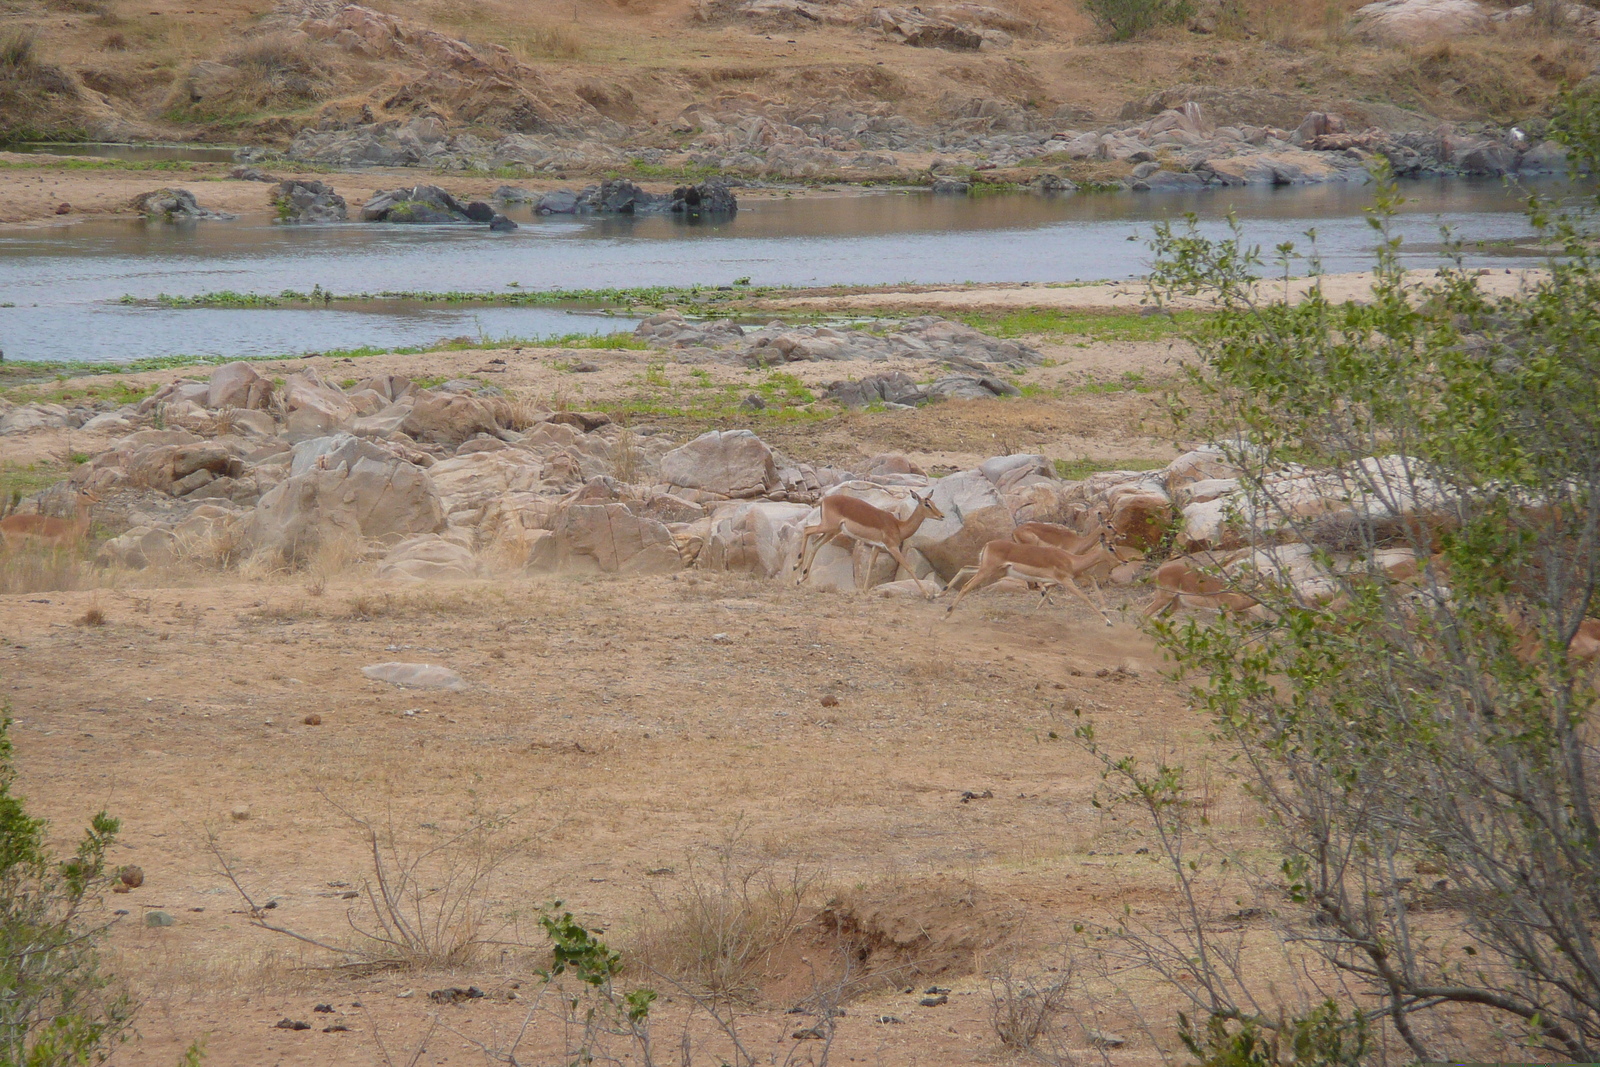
[145,911,175,927]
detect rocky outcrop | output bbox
[272,179,348,223]
[1349,0,1489,41]
[660,430,780,499]
[245,449,446,563]
[635,313,1041,369]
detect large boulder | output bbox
[426,449,544,522]
[245,454,445,562]
[660,430,779,499]
[132,188,235,220]
[360,184,471,223]
[668,180,738,218]
[905,470,1014,580]
[282,371,357,434]
[699,500,815,576]
[377,535,480,581]
[0,404,72,435]
[272,179,348,223]
[400,392,507,445]
[1349,0,1489,41]
[574,179,663,214]
[527,503,682,574]
[127,442,244,494]
[206,362,275,410]
[1106,480,1174,551]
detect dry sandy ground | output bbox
[4,568,1213,1066]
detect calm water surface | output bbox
[0,178,1576,364]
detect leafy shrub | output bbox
[0,715,133,1064]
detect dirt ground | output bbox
[0,320,1250,1065]
[5,562,1213,1066]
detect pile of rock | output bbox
[360,184,516,228]
[633,312,1041,369]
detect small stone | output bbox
[711,633,732,644]
[303,714,323,726]
[918,994,948,1007]
[740,393,765,410]
[820,695,839,707]
[120,865,145,888]
[145,911,175,928]
[569,361,600,373]
[1088,1030,1127,1048]
[274,1018,311,1031]
[231,805,251,821]
[55,203,70,215]
[323,1024,350,1032]
[876,1014,904,1024]
[313,1004,334,1013]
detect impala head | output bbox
[913,491,946,521]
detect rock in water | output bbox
[488,214,519,231]
[463,200,495,222]
[361,662,466,691]
[360,185,472,223]
[272,180,348,223]
[668,179,738,218]
[132,188,236,220]
[574,179,662,214]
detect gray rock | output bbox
[1131,170,1208,191]
[145,911,176,928]
[493,185,536,203]
[132,188,236,221]
[668,179,738,217]
[661,429,780,498]
[535,190,580,214]
[931,177,971,195]
[488,213,519,231]
[575,179,663,214]
[463,200,496,222]
[272,180,348,223]
[360,185,471,223]
[362,662,466,690]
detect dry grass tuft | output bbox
[167,32,336,118]
[0,542,96,596]
[76,606,107,627]
[988,963,1075,1061]
[633,832,819,1001]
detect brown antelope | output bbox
[795,490,946,595]
[1142,552,1263,619]
[943,535,1120,625]
[1012,512,1117,556]
[0,488,98,550]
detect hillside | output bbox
[2,0,1595,160]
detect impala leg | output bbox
[1141,588,1178,618]
[1059,575,1114,627]
[880,544,929,597]
[858,545,880,593]
[944,560,1003,616]
[796,522,835,582]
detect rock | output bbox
[906,469,1014,579]
[668,179,738,217]
[0,404,72,435]
[528,503,682,574]
[699,500,814,576]
[206,361,274,409]
[871,5,983,48]
[132,188,236,220]
[98,525,179,569]
[145,911,176,927]
[926,375,1019,401]
[362,662,466,690]
[1349,0,1489,41]
[1106,481,1174,550]
[230,165,280,182]
[1293,112,1346,144]
[1518,140,1573,175]
[272,180,348,223]
[826,371,927,408]
[575,179,663,214]
[493,185,536,203]
[1165,447,1243,491]
[931,177,971,195]
[463,200,496,222]
[661,430,779,498]
[246,454,446,563]
[120,865,145,888]
[1087,1030,1127,1049]
[281,371,357,433]
[488,214,518,231]
[377,535,480,581]
[360,184,471,223]
[535,189,580,214]
[400,392,507,445]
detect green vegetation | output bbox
[0,715,134,1065]
[955,307,1205,342]
[1051,456,1165,480]
[1081,89,1600,1060]
[129,283,796,311]
[1073,370,1155,395]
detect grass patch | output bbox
[0,461,70,507]
[955,307,1206,342]
[1074,370,1156,395]
[1052,456,1166,480]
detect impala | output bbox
[1141,552,1261,618]
[795,490,945,595]
[943,535,1119,625]
[0,488,98,550]
[1012,512,1116,556]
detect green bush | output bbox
[0,715,133,1064]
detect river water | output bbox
[0,178,1575,365]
